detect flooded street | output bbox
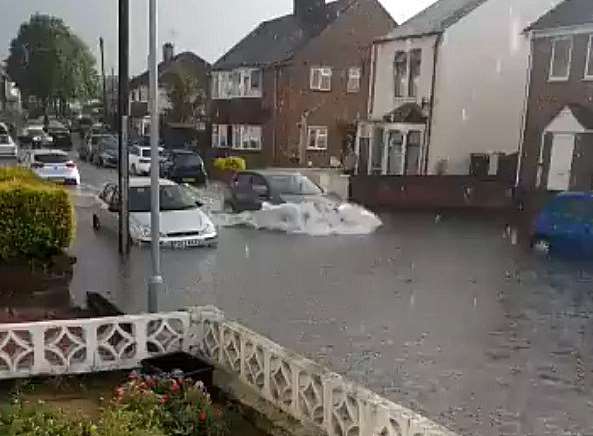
[65,159,593,436]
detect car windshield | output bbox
[174,154,202,167]
[141,149,155,158]
[267,174,322,195]
[28,129,44,136]
[34,153,69,164]
[129,184,197,212]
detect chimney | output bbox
[163,42,174,63]
[294,0,326,24]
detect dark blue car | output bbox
[532,192,593,256]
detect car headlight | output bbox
[47,137,53,142]
[204,220,217,234]
[33,136,40,141]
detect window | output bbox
[549,37,572,80]
[310,67,332,91]
[228,125,262,150]
[408,49,422,98]
[347,67,361,93]
[211,73,219,98]
[307,126,328,150]
[394,51,407,97]
[586,35,593,79]
[214,69,262,99]
[213,124,228,148]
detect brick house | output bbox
[519,0,593,193]
[209,0,395,168]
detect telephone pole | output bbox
[99,37,107,122]
[118,0,130,255]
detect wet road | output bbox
[65,154,593,436]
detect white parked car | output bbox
[0,122,17,157]
[22,149,80,185]
[129,145,163,176]
[93,177,218,247]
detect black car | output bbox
[92,137,119,168]
[47,123,72,149]
[226,170,334,212]
[160,150,207,184]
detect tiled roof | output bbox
[382,0,488,40]
[130,52,210,89]
[213,0,351,70]
[526,0,593,31]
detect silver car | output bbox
[93,177,218,247]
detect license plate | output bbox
[182,178,196,182]
[172,241,187,249]
[51,178,64,183]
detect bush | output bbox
[0,401,88,436]
[213,157,246,172]
[115,371,228,436]
[0,169,75,260]
[0,371,228,436]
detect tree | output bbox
[6,14,98,115]
[164,68,205,124]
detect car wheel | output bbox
[98,157,104,168]
[531,236,551,255]
[92,214,101,231]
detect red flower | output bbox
[170,380,180,393]
[160,394,169,404]
[199,410,207,422]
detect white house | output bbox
[356,0,562,176]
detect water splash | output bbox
[213,201,382,236]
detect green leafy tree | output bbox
[6,14,98,115]
[164,68,205,124]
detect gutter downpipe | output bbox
[272,66,279,165]
[424,33,441,175]
[515,30,535,190]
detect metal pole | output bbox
[118,0,130,255]
[99,37,108,123]
[148,0,163,312]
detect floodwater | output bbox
[46,158,593,435]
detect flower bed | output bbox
[0,372,228,435]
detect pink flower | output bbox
[199,410,207,422]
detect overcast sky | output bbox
[0,0,436,75]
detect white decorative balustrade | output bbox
[189,306,458,436]
[0,312,189,379]
[0,307,457,435]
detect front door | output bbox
[386,131,404,175]
[548,133,575,191]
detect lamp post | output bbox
[148,0,163,312]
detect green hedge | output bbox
[0,169,75,260]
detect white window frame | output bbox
[585,34,593,80]
[213,69,262,99]
[307,126,328,150]
[230,125,262,151]
[212,124,230,148]
[347,67,361,93]
[549,36,573,82]
[310,67,332,91]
